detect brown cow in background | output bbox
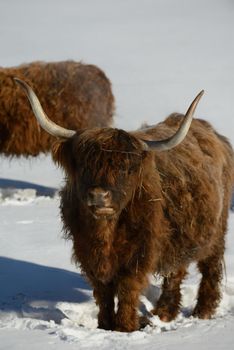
[16,79,234,332]
[0,61,114,156]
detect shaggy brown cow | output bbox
[0,61,114,156]
[16,78,234,333]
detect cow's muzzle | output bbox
[87,188,115,218]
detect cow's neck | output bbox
[82,214,118,284]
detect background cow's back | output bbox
[0,60,114,156]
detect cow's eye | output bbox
[128,164,138,174]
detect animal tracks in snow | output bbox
[1,276,234,344]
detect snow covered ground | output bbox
[0,0,234,349]
[0,195,234,350]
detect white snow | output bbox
[0,0,234,349]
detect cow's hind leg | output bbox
[93,281,115,330]
[193,199,228,320]
[151,268,187,322]
[193,252,223,319]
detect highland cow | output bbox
[16,78,234,333]
[0,61,114,157]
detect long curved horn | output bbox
[14,78,76,139]
[141,90,204,151]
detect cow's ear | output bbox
[52,139,76,179]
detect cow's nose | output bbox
[87,188,112,207]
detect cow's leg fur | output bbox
[193,201,228,319]
[115,275,147,332]
[93,281,115,330]
[151,268,187,322]
[193,252,223,319]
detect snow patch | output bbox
[0,188,57,206]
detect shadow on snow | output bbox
[0,256,91,324]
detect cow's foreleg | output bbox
[93,281,115,330]
[152,268,187,322]
[115,275,147,332]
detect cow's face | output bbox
[54,128,146,219]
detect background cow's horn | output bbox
[141,90,204,151]
[14,78,76,139]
